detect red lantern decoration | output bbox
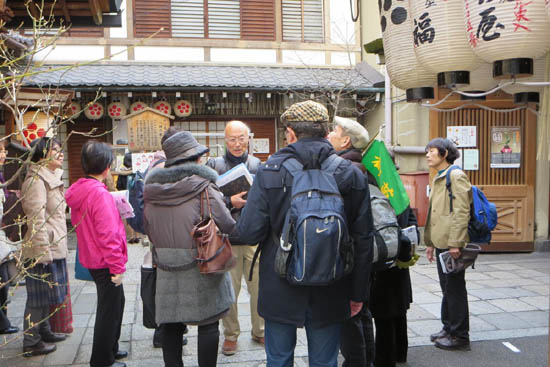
[153,100,172,115]
[130,101,147,113]
[84,102,104,120]
[69,101,81,116]
[107,102,127,119]
[174,100,192,117]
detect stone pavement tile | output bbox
[408,303,438,320]
[487,263,524,271]
[73,293,97,314]
[469,315,497,332]
[519,296,549,310]
[478,313,532,330]
[73,313,91,328]
[491,287,539,298]
[42,341,79,366]
[464,281,485,290]
[62,327,86,345]
[131,339,164,360]
[514,269,549,278]
[80,284,97,294]
[407,319,444,337]
[523,285,550,296]
[533,276,550,285]
[413,282,441,292]
[122,311,136,325]
[120,324,132,342]
[126,359,164,367]
[464,272,494,281]
[296,327,307,346]
[132,323,155,341]
[432,291,479,302]
[482,271,522,280]
[512,310,549,327]
[477,278,539,287]
[487,298,537,312]
[417,303,440,318]
[216,347,269,365]
[407,327,419,338]
[74,343,92,364]
[0,353,46,366]
[409,273,437,285]
[412,292,441,304]
[81,327,94,345]
[468,300,506,315]
[408,335,431,347]
[467,288,509,300]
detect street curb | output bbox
[534,239,550,252]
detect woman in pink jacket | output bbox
[65,141,128,367]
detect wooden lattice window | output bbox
[282,0,324,42]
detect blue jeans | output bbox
[265,317,341,367]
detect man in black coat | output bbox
[237,101,374,366]
[327,116,375,367]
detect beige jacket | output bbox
[424,166,472,249]
[21,165,68,264]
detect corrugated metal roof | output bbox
[28,62,385,92]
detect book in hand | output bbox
[402,225,419,246]
[216,163,253,198]
[110,190,135,219]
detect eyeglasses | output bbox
[226,136,248,145]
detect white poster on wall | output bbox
[447,126,477,147]
[463,149,479,170]
[252,138,270,154]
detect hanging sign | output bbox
[490,126,521,168]
[124,108,172,152]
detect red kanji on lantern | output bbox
[513,0,532,32]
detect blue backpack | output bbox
[127,158,166,234]
[273,154,354,286]
[446,166,497,244]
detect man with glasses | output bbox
[206,120,264,356]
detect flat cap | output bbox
[280,100,329,124]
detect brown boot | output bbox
[222,339,238,356]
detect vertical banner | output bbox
[362,140,410,215]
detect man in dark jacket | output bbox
[237,101,374,366]
[206,120,264,356]
[328,116,375,367]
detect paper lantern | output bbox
[17,111,51,144]
[174,100,192,117]
[502,57,547,104]
[130,101,147,113]
[69,101,81,116]
[153,100,172,115]
[463,0,550,79]
[84,102,104,120]
[379,0,436,101]
[107,102,127,119]
[411,0,481,88]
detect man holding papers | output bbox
[206,120,264,356]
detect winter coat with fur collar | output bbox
[144,162,236,325]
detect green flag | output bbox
[362,140,410,215]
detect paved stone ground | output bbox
[0,235,548,366]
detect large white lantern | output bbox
[84,102,104,120]
[380,0,436,101]
[411,0,481,88]
[502,57,547,104]
[463,0,550,79]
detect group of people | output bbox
[0,99,474,367]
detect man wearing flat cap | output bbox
[237,101,374,366]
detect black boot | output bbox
[23,341,57,357]
[430,329,448,342]
[435,335,470,351]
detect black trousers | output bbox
[340,306,375,367]
[162,321,219,367]
[89,268,125,367]
[373,314,408,367]
[436,249,469,339]
[0,262,12,331]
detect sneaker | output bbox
[430,329,448,342]
[222,339,238,356]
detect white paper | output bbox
[447,126,477,148]
[132,152,156,173]
[402,225,418,246]
[251,138,270,154]
[463,149,479,171]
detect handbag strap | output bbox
[152,246,196,272]
[199,188,213,221]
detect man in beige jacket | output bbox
[424,138,472,351]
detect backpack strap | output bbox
[445,165,460,213]
[320,154,342,175]
[282,158,303,177]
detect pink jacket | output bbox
[65,178,127,274]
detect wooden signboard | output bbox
[123,107,173,152]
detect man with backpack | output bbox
[237,101,374,366]
[206,120,264,356]
[424,138,472,351]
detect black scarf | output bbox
[225,150,248,167]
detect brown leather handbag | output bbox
[191,189,236,275]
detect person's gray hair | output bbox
[333,116,370,150]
